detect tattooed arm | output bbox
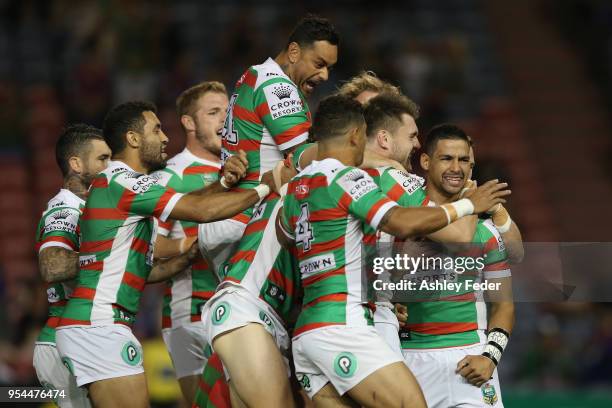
[38,247,79,283]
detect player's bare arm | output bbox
[38,247,79,283]
[488,203,524,263]
[378,179,511,239]
[154,235,198,258]
[457,276,514,387]
[148,241,201,283]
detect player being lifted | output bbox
[400,124,515,407]
[277,95,511,408]
[34,124,111,407]
[55,101,278,408]
[199,15,338,408]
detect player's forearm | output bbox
[427,215,477,243]
[382,206,455,240]
[154,235,197,259]
[488,301,515,334]
[501,222,524,264]
[38,247,79,283]
[171,190,260,223]
[148,252,193,283]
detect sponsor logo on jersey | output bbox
[389,169,424,195]
[47,287,60,303]
[121,341,142,366]
[263,82,304,120]
[128,173,161,194]
[212,302,231,325]
[79,254,97,267]
[49,200,66,208]
[251,202,268,223]
[338,170,377,202]
[295,184,309,199]
[481,382,498,405]
[298,374,311,391]
[299,253,337,278]
[265,282,286,302]
[44,209,79,234]
[334,352,357,378]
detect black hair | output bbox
[102,101,157,153]
[423,124,471,156]
[364,93,420,138]
[311,95,364,141]
[55,124,104,177]
[287,14,339,48]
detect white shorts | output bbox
[373,303,402,357]
[292,326,402,399]
[198,217,247,275]
[402,343,504,407]
[33,343,91,408]
[162,322,208,379]
[56,325,144,387]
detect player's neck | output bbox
[317,145,359,167]
[425,182,458,205]
[112,152,149,174]
[63,174,89,200]
[275,52,292,78]
[185,138,220,163]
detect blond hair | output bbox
[337,71,401,100]
[176,81,227,117]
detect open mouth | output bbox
[443,174,464,188]
[303,79,319,93]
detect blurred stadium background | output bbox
[0,0,611,407]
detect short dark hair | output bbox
[287,14,339,48]
[311,95,364,141]
[103,101,157,153]
[423,124,471,156]
[55,124,104,177]
[364,94,420,138]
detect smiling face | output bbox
[138,110,169,172]
[389,113,420,171]
[422,138,471,197]
[290,40,337,96]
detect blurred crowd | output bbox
[0,0,610,403]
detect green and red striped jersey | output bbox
[58,161,184,328]
[35,189,84,344]
[281,159,398,338]
[153,149,221,329]
[221,57,310,192]
[401,218,511,349]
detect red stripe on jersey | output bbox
[158,219,173,233]
[72,287,96,300]
[230,250,256,264]
[365,198,393,225]
[81,261,103,271]
[338,192,352,211]
[39,236,77,250]
[437,292,476,302]
[234,104,262,125]
[364,168,379,178]
[244,219,268,235]
[233,139,261,152]
[80,239,113,253]
[303,267,345,287]
[268,267,294,295]
[231,213,251,224]
[422,196,430,206]
[184,225,198,237]
[274,122,311,147]
[58,318,91,326]
[243,69,257,88]
[243,172,261,182]
[309,207,347,222]
[131,237,150,255]
[484,236,501,254]
[164,286,172,296]
[45,316,60,328]
[191,314,202,322]
[209,380,232,408]
[224,276,241,284]
[387,183,406,202]
[293,322,341,337]
[81,208,125,220]
[161,316,171,329]
[408,322,478,335]
[122,271,146,292]
[91,177,109,188]
[363,232,377,245]
[300,236,345,257]
[303,293,347,308]
[254,101,270,118]
[193,291,215,300]
[483,261,510,272]
[184,165,220,175]
[153,189,177,219]
[192,259,210,270]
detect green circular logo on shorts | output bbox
[61,357,74,375]
[212,302,231,325]
[334,352,357,378]
[259,311,273,327]
[121,341,142,366]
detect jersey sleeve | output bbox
[333,167,398,230]
[479,220,511,279]
[280,187,298,240]
[114,172,184,222]
[254,78,310,151]
[292,142,315,172]
[36,207,81,252]
[379,168,427,207]
[151,170,177,236]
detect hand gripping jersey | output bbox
[58,161,183,327]
[401,217,511,349]
[281,159,398,338]
[35,189,84,344]
[221,57,311,193]
[153,149,222,329]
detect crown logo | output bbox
[53,209,72,220]
[272,84,293,99]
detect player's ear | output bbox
[376,129,391,151]
[126,131,140,148]
[180,115,195,133]
[287,42,301,64]
[68,156,83,175]
[420,152,430,171]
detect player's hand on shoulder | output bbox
[394,303,408,327]
[456,355,495,387]
[468,180,511,214]
[223,150,249,186]
[185,239,202,263]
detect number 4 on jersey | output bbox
[296,203,314,251]
[222,93,239,145]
